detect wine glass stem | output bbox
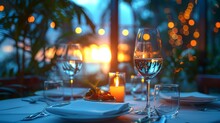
[145,79,151,117]
[70,77,74,100]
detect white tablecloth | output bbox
[0,94,220,123]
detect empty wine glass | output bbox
[56,43,83,100]
[133,28,163,117]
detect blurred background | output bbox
[0,0,220,98]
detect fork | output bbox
[21,109,49,121]
[21,101,70,121]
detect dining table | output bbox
[0,88,220,123]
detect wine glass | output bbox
[133,28,163,116]
[56,43,83,100]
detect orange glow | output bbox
[188,19,195,26]
[171,34,178,40]
[118,44,130,62]
[180,61,184,65]
[184,13,190,20]
[114,76,119,87]
[190,40,197,47]
[213,27,219,33]
[2,45,13,53]
[193,31,200,38]
[178,35,182,40]
[183,31,189,36]
[183,25,189,31]
[143,34,150,41]
[50,22,55,28]
[188,3,194,8]
[45,47,55,59]
[178,13,186,23]
[175,39,183,46]
[35,49,44,61]
[118,52,126,62]
[28,16,35,23]
[168,22,175,28]
[216,22,220,28]
[98,28,105,35]
[176,0,182,4]
[164,8,170,14]
[83,44,111,63]
[0,5,4,11]
[172,28,178,33]
[118,44,129,51]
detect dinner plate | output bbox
[46,105,132,121]
[180,92,218,104]
[35,87,88,98]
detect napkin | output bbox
[46,100,129,116]
[180,92,217,103]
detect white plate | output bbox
[180,92,218,104]
[35,87,88,97]
[46,105,132,121]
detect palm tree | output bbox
[0,0,95,78]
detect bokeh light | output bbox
[193,31,200,38]
[50,22,55,28]
[122,29,129,36]
[188,19,195,26]
[190,40,197,47]
[98,28,105,35]
[0,5,4,11]
[75,27,82,34]
[28,16,35,23]
[168,22,175,28]
[143,34,150,41]
[216,22,220,28]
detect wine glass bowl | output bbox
[55,43,83,100]
[133,28,163,116]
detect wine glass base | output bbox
[133,110,148,115]
[133,107,156,116]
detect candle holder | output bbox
[109,72,126,102]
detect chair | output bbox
[196,74,220,94]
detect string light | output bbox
[98,28,105,35]
[122,29,129,36]
[216,22,220,28]
[28,16,35,23]
[188,19,195,26]
[50,22,55,28]
[75,27,82,34]
[190,40,197,47]
[168,22,175,28]
[143,34,150,41]
[193,31,200,38]
[0,5,4,11]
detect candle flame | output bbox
[114,76,119,87]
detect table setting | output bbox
[0,27,220,123]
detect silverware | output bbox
[21,102,70,121]
[21,110,49,121]
[21,98,37,104]
[133,116,160,123]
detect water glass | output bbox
[154,84,180,119]
[130,75,146,101]
[44,80,64,102]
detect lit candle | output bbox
[109,75,125,102]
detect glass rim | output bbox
[138,27,159,31]
[155,84,179,87]
[44,80,63,83]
